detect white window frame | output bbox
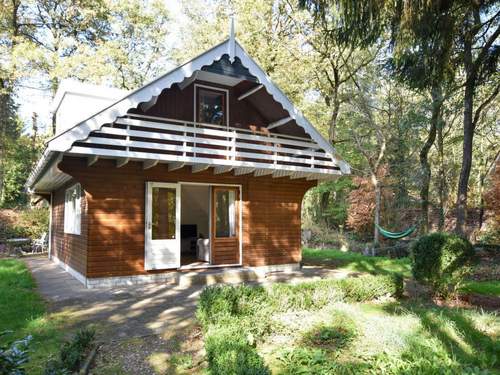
[64,183,82,235]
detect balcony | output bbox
[68,113,341,180]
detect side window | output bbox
[64,184,81,235]
[197,86,227,126]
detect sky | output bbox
[16,0,185,136]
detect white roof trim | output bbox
[29,38,350,189]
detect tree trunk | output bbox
[456,78,475,236]
[419,85,442,233]
[320,190,330,227]
[371,173,380,254]
[437,114,446,230]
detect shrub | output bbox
[0,332,32,375]
[269,281,345,311]
[411,232,475,297]
[197,284,268,327]
[205,325,270,375]
[337,274,404,302]
[44,328,95,374]
[269,274,403,311]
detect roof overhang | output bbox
[27,38,350,192]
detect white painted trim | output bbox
[145,182,181,270]
[238,84,264,100]
[143,160,158,169]
[28,38,351,191]
[52,255,87,286]
[267,116,292,130]
[48,192,53,259]
[116,157,129,168]
[87,155,98,166]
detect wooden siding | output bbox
[51,181,88,276]
[130,79,307,137]
[58,156,314,279]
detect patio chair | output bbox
[32,232,48,253]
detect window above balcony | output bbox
[196,85,227,126]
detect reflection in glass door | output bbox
[145,182,180,270]
[211,187,240,265]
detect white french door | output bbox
[145,182,180,270]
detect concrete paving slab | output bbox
[23,256,353,341]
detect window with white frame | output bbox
[64,184,81,235]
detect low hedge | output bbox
[197,274,404,373]
[205,325,270,375]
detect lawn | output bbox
[196,248,500,374]
[0,258,69,374]
[303,247,499,297]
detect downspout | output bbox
[48,192,53,260]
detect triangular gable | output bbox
[44,38,350,174]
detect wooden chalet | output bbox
[27,32,350,288]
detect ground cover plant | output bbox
[197,249,499,374]
[197,274,403,374]
[0,259,71,374]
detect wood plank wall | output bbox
[58,157,314,279]
[51,180,88,276]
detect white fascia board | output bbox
[35,37,350,186]
[233,42,350,175]
[45,40,231,153]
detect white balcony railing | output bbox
[68,113,341,178]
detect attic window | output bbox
[196,85,227,126]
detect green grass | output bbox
[461,280,500,297]
[271,301,499,374]
[302,247,411,277]
[0,258,67,374]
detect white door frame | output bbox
[144,182,181,270]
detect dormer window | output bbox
[196,85,227,126]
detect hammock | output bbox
[375,224,417,239]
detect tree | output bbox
[300,0,500,236]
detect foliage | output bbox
[204,325,270,375]
[0,207,49,240]
[303,176,354,229]
[44,328,95,374]
[0,332,32,375]
[411,233,476,297]
[0,259,67,374]
[198,273,403,373]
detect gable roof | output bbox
[27,38,350,191]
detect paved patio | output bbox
[24,256,353,341]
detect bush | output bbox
[411,232,475,297]
[205,325,270,375]
[0,208,49,241]
[197,284,268,327]
[44,328,95,374]
[337,274,404,302]
[0,332,32,375]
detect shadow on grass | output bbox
[382,301,499,370]
[302,248,411,277]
